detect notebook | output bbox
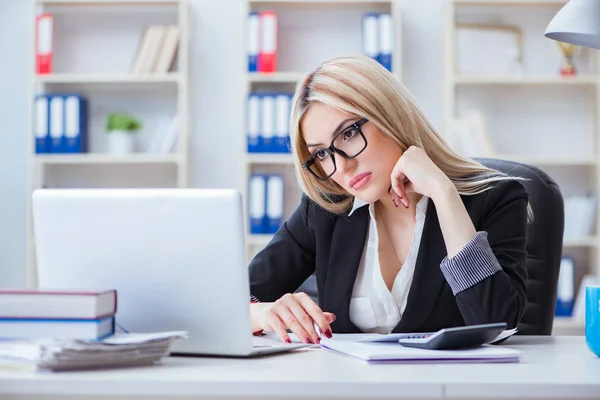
[319,337,521,364]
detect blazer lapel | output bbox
[393,199,448,333]
[323,206,369,334]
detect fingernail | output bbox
[285,338,292,344]
[324,329,332,338]
[305,337,313,344]
[316,337,321,344]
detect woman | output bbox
[248,54,529,345]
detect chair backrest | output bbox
[475,158,564,335]
[296,158,564,335]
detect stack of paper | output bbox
[320,338,521,364]
[0,331,187,371]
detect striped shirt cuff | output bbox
[250,294,260,303]
[440,231,502,295]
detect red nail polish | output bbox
[316,337,321,344]
[285,338,292,344]
[324,329,332,338]
[305,337,313,344]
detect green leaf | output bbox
[106,113,143,133]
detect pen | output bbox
[314,322,323,342]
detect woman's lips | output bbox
[350,172,372,190]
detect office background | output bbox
[0,0,595,335]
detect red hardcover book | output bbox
[36,13,54,74]
[0,289,117,320]
[258,11,278,73]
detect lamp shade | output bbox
[545,0,600,49]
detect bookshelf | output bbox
[26,0,190,286]
[444,0,599,334]
[242,0,402,261]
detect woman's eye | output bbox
[343,128,358,140]
[315,150,328,160]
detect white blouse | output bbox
[348,195,429,334]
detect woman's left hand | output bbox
[390,146,452,208]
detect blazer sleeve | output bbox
[248,194,317,302]
[439,179,529,329]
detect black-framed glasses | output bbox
[302,118,369,181]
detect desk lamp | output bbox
[545,0,600,49]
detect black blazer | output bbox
[249,179,529,333]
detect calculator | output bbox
[396,322,508,350]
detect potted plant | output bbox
[105,113,142,154]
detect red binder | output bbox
[36,13,54,74]
[258,11,278,73]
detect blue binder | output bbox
[34,95,50,154]
[247,93,261,153]
[362,13,379,63]
[48,95,64,153]
[555,256,575,316]
[248,12,260,72]
[62,95,88,153]
[274,93,291,153]
[265,174,284,234]
[378,13,393,71]
[249,174,266,234]
[261,93,276,153]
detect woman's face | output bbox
[301,102,403,204]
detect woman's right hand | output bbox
[251,292,335,344]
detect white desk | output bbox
[0,336,599,400]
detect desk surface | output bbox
[1,336,599,400]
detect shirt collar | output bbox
[348,195,429,217]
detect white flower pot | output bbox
[107,130,136,154]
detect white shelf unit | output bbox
[242,0,402,260]
[35,73,182,84]
[444,0,599,334]
[26,0,190,286]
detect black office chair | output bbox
[296,158,564,335]
[476,158,564,335]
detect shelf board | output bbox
[247,234,274,247]
[563,236,598,247]
[454,75,597,85]
[490,154,597,167]
[246,153,294,164]
[249,0,391,3]
[553,316,584,330]
[35,73,181,84]
[36,0,181,4]
[248,72,306,84]
[34,154,181,165]
[454,0,567,5]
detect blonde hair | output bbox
[290,54,527,216]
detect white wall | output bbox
[0,0,32,288]
[0,0,446,288]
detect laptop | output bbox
[32,188,306,356]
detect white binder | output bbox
[261,94,275,152]
[362,13,379,61]
[266,175,284,233]
[248,12,260,72]
[35,96,49,154]
[49,95,64,153]
[378,13,393,71]
[247,94,261,152]
[275,93,290,153]
[249,174,266,234]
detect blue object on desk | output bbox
[586,285,600,357]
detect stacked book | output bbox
[130,25,180,74]
[0,289,187,371]
[0,289,118,340]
